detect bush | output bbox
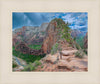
[12,57,18,68]
[22,63,35,71]
[22,61,42,71]
[75,50,84,58]
[73,37,76,41]
[34,60,42,67]
[51,43,59,55]
[12,62,18,68]
[83,49,87,55]
[41,66,43,68]
[75,43,80,50]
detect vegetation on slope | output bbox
[52,18,72,43]
[13,46,45,64]
[50,18,74,54]
[74,36,87,54]
[75,36,84,49]
[12,62,18,68]
[22,60,42,71]
[51,18,87,55]
[22,63,36,71]
[51,43,59,55]
[28,44,42,50]
[75,49,85,58]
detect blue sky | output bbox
[12,12,88,33]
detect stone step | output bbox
[61,50,78,56]
[57,60,72,70]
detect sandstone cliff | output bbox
[84,32,88,49]
[42,21,58,54]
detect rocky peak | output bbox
[42,19,65,54]
[40,23,49,32]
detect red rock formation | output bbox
[84,32,88,49]
[16,42,44,55]
[42,21,58,54]
[13,19,71,55]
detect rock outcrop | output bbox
[16,42,44,55]
[35,49,88,72]
[84,32,88,49]
[61,50,78,56]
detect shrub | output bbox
[22,63,35,71]
[73,37,76,41]
[75,50,84,58]
[41,31,45,35]
[12,62,18,68]
[22,61,42,71]
[75,43,81,50]
[51,43,59,55]
[41,66,43,68]
[12,57,18,68]
[83,49,87,55]
[68,44,72,47]
[34,60,42,67]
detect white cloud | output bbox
[62,14,75,23]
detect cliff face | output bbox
[84,32,88,49]
[42,21,58,54]
[13,23,49,46]
[71,29,85,38]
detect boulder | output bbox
[57,60,72,70]
[44,54,59,64]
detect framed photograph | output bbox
[0,0,100,84]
